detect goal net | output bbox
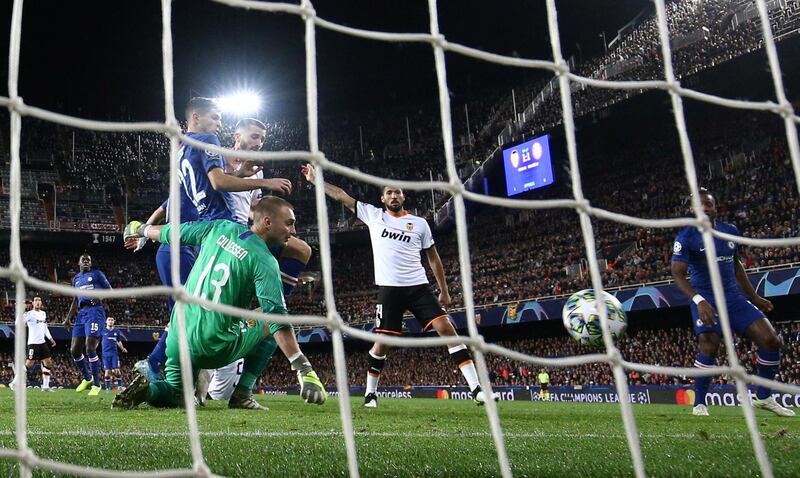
[2,0,800,477]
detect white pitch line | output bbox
[0,429,776,441]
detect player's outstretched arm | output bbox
[671,260,716,325]
[124,221,163,244]
[127,204,168,252]
[300,164,356,213]
[124,220,216,247]
[207,167,292,195]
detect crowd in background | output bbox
[2,322,798,390]
[0,0,799,390]
[0,96,799,326]
[1,0,797,231]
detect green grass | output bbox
[0,389,798,477]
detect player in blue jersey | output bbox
[128,99,292,381]
[178,97,291,222]
[671,188,794,417]
[130,101,311,391]
[65,254,112,396]
[101,317,127,390]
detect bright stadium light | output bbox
[215,91,262,115]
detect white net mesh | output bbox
[2,0,800,476]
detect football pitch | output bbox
[0,390,798,477]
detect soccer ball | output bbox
[561,289,627,347]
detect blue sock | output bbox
[148,329,169,374]
[87,352,101,387]
[72,354,92,381]
[104,376,113,390]
[755,349,780,400]
[693,352,715,407]
[279,256,306,297]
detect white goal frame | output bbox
[2,0,800,477]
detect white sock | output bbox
[366,373,380,395]
[459,362,480,391]
[42,366,51,388]
[365,351,385,395]
[12,363,28,385]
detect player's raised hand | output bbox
[123,221,144,241]
[697,300,717,325]
[300,163,316,183]
[261,178,292,196]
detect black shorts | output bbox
[27,343,51,361]
[540,383,549,391]
[375,284,448,335]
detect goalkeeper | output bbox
[113,196,326,410]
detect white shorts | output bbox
[207,359,244,400]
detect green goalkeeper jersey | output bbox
[159,220,287,366]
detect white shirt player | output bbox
[207,359,244,400]
[228,167,264,224]
[356,201,434,287]
[24,310,52,345]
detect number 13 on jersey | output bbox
[193,254,230,309]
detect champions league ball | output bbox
[561,289,627,347]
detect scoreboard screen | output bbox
[502,134,554,196]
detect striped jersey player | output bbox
[301,163,499,407]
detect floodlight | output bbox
[216,91,262,115]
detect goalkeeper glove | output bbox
[298,370,327,405]
[123,220,146,241]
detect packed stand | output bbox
[2,322,798,389]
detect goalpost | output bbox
[2,0,800,477]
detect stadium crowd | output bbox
[484,0,799,146]
[2,322,799,390]
[0,104,798,327]
[0,0,798,400]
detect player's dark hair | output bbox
[252,196,293,221]
[684,187,713,207]
[185,97,219,121]
[236,118,266,131]
[32,295,41,301]
[382,185,404,195]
